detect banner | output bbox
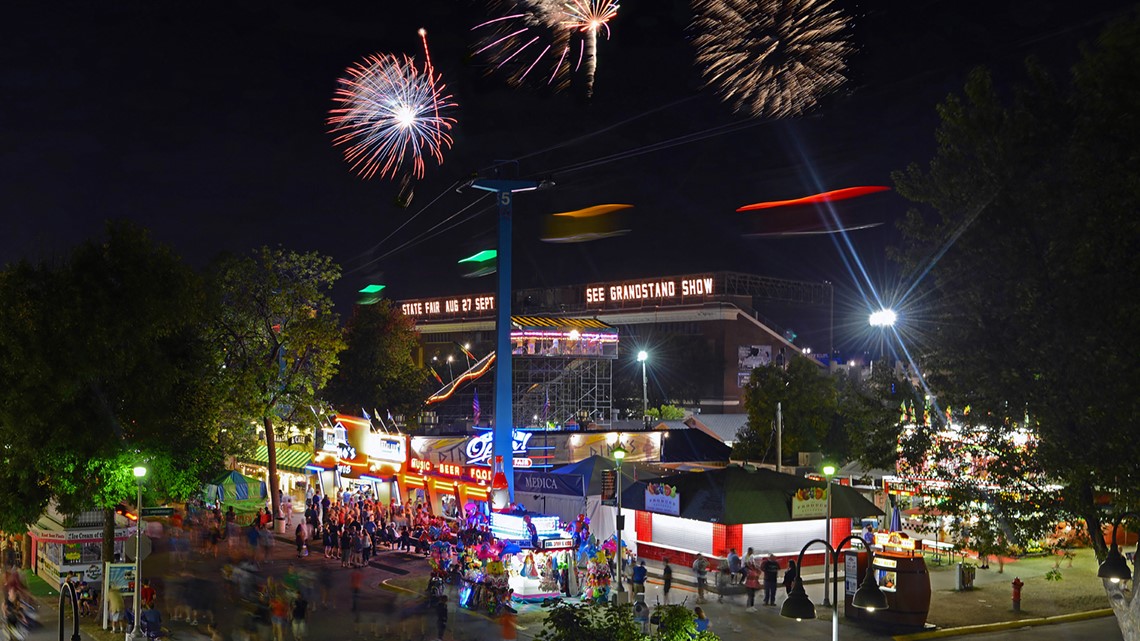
[791,486,828,519]
[515,471,585,498]
[644,482,680,516]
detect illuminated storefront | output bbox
[621,466,881,570]
[308,414,407,503]
[27,507,131,586]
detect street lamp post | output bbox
[1097,511,1140,583]
[129,465,147,641]
[636,350,648,418]
[447,354,454,380]
[781,536,889,641]
[613,446,627,603]
[822,464,836,607]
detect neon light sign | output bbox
[466,431,532,466]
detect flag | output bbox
[429,366,443,384]
[472,389,481,426]
[362,408,372,421]
[456,342,475,360]
[387,409,394,423]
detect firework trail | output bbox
[328,30,457,180]
[473,0,620,97]
[691,0,852,118]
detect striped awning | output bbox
[246,445,313,474]
[511,316,614,331]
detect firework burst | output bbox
[472,0,620,97]
[328,31,457,180]
[692,0,852,118]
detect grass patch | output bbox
[24,570,59,599]
[921,550,1113,628]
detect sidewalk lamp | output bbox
[129,465,147,641]
[613,446,627,603]
[1098,511,1139,583]
[781,535,888,641]
[636,350,648,418]
[822,464,836,607]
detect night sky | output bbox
[4,0,1134,352]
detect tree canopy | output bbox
[732,356,836,465]
[0,222,225,532]
[324,300,425,420]
[892,14,1140,635]
[209,246,345,520]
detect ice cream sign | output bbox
[466,430,532,467]
[644,483,680,516]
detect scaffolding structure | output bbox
[512,353,613,429]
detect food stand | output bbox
[849,531,931,629]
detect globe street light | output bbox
[1097,512,1139,583]
[613,446,627,603]
[636,350,648,418]
[781,535,888,641]
[129,465,147,641]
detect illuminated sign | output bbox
[584,275,715,306]
[468,467,493,483]
[438,462,462,477]
[873,557,898,569]
[543,538,575,549]
[401,294,495,318]
[314,414,406,478]
[874,531,918,551]
[465,430,533,466]
[410,458,495,484]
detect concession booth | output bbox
[621,465,883,572]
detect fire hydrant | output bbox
[1011,577,1024,612]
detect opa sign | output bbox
[466,431,532,466]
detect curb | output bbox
[891,608,1114,640]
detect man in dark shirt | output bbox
[759,553,781,605]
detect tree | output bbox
[645,404,687,421]
[732,356,836,465]
[0,222,225,560]
[324,300,425,419]
[536,602,717,641]
[837,365,912,471]
[891,16,1140,637]
[210,247,345,522]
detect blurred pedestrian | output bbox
[435,594,448,641]
[662,558,673,604]
[744,561,761,611]
[291,593,308,641]
[692,553,708,604]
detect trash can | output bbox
[956,563,976,591]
